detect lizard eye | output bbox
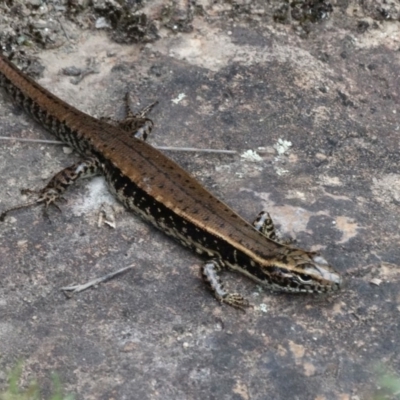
[297,273,312,283]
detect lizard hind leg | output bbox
[0,157,100,221]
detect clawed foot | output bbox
[221,293,250,311]
[0,189,65,222]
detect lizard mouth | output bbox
[308,254,342,289]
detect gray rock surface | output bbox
[0,1,399,399]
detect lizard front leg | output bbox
[201,259,250,310]
[252,211,293,245]
[252,211,277,240]
[102,93,158,141]
[118,96,158,141]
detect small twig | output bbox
[61,265,134,296]
[0,136,62,144]
[0,136,237,154]
[155,146,236,154]
[57,18,70,41]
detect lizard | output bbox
[0,52,341,308]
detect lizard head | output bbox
[263,251,342,293]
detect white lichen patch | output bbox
[274,138,292,156]
[171,93,187,104]
[240,150,263,162]
[258,303,269,313]
[72,176,117,217]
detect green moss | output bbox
[373,366,400,400]
[0,363,73,400]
